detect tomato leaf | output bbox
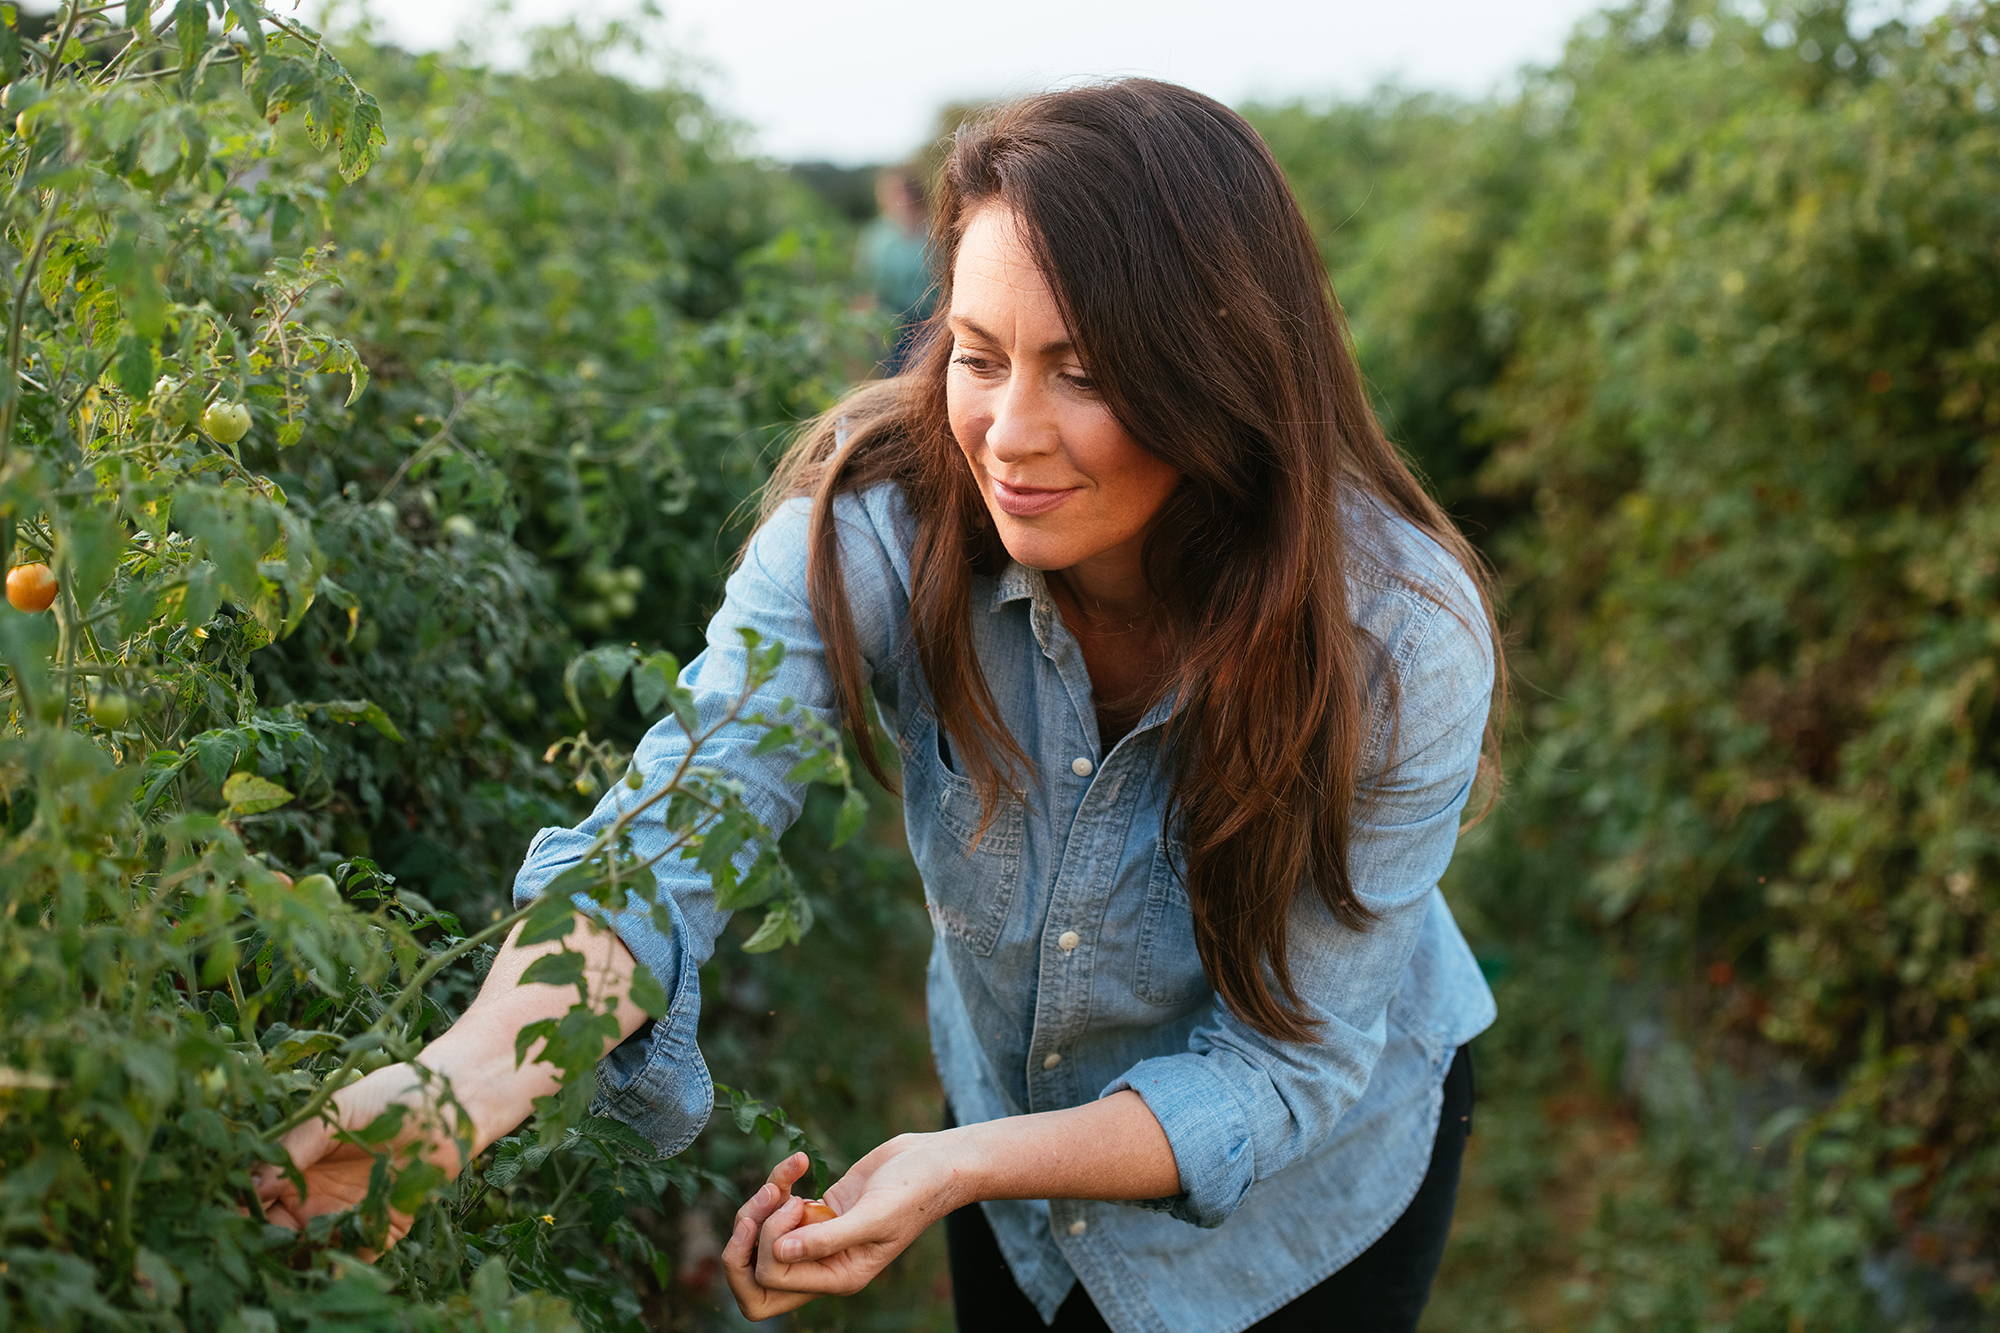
[518,950,585,990]
[222,770,292,815]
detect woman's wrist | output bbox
[933,1093,1181,1206]
[413,1011,563,1156]
[916,1129,986,1213]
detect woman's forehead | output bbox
[951,206,1071,347]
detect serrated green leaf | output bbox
[223,770,292,815]
[519,950,585,990]
[628,960,669,1018]
[517,892,578,948]
[223,0,265,55]
[831,786,868,849]
[113,331,154,400]
[632,651,681,717]
[740,904,797,953]
[339,92,384,182]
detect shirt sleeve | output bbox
[509,483,909,1156]
[1099,577,1496,1228]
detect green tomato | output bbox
[607,589,636,618]
[87,690,131,729]
[624,768,645,790]
[2,82,43,112]
[150,376,192,428]
[615,566,643,592]
[293,872,337,899]
[441,514,478,540]
[574,772,599,797]
[199,399,252,445]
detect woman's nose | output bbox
[983,378,1057,462]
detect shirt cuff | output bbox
[1100,1054,1255,1228]
[510,826,713,1157]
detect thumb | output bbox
[252,1114,331,1201]
[771,1210,875,1264]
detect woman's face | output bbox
[945,204,1181,589]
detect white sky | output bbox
[322,0,1948,164]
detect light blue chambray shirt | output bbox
[512,477,1499,1333]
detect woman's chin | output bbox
[993,527,1078,572]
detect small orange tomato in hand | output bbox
[797,1199,838,1226]
[6,563,57,613]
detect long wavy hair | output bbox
[758,78,1507,1043]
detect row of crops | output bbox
[1,0,1994,1328]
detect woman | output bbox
[257,79,1506,1332]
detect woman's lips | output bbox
[991,476,1079,517]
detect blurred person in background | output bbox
[858,165,937,375]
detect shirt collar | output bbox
[989,559,1044,611]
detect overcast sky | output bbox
[332,0,1943,164]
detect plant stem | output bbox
[268,895,543,1139]
[0,203,65,468]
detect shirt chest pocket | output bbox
[1135,836,1212,1008]
[903,709,1024,957]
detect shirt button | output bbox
[1057,930,1080,952]
[1071,756,1093,777]
[1068,1219,1088,1236]
[1042,1051,1062,1070]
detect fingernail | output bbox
[778,1240,801,1260]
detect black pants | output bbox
[946,1042,1475,1332]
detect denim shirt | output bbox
[512,479,1498,1333]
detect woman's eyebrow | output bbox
[948,314,1074,358]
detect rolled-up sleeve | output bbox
[510,484,909,1155]
[1101,578,1496,1227]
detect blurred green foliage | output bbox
[1255,0,1998,1325]
[4,0,1995,1328]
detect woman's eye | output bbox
[951,354,998,374]
[1063,372,1098,392]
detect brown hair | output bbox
[760,77,1507,1043]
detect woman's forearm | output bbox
[414,912,652,1157]
[948,1090,1180,1207]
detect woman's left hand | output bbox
[721,1132,970,1318]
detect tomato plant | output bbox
[0,4,878,1329]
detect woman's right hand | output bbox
[247,915,651,1260]
[251,1060,474,1259]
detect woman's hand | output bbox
[250,1061,473,1260]
[722,1134,970,1319]
[247,916,652,1261]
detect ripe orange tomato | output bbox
[798,1199,838,1226]
[6,563,57,613]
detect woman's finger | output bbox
[720,1215,759,1313]
[764,1149,811,1193]
[722,1209,816,1321]
[771,1212,871,1265]
[752,1196,805,1281]
[755,1197,880,1296]
[251,1114,330,1206]
[731,1180,782,1235]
